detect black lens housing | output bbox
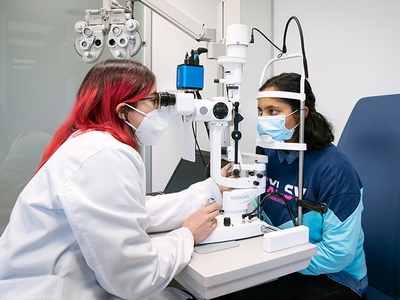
[158,92,176,107]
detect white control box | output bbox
[263,225,309,253]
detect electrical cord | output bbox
[267,192,297,226]
[244,192,298,226]
[252,191,328,226]
[241,192,271,221]
[181,90,208,169]
[249,16,309,79]
[282,16,309,79]
[249,28,283,53]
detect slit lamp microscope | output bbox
[73,0,310,251]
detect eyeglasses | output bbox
[141,93,160,108]
[125,92,176,109]
[140,92,176,109]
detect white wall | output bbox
[151,0,400,192]
[151,0,221,192]
[151,0,273,192]
[272,0,400,142]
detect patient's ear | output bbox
[116,103,127,120]
[304,106,309,118]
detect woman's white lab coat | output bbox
[0,131,222,299]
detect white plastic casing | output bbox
[263,225,309,253]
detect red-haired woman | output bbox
[0,59,227,299]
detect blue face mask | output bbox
[257,110,299,142]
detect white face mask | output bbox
[124,103,169,146]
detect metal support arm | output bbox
[136,0,216,42]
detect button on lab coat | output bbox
[0,131,222,299]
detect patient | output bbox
[216,73,368,299]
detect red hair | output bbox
[35,59,156,173]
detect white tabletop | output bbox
[174,236,317,299]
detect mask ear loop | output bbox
[286,109,300,131]
[122,104,138,137]
[124,103,147,117]
[286,109,299,118]
[124,102,151,131]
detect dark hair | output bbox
[260,72,334,150]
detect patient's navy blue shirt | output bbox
[258,143,368,296]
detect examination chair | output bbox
[337,94,400,300]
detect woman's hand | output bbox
[217,163,235,192]
[182,202,220,244]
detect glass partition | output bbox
[0,0,145,235]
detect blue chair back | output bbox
[337,94,400,300]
